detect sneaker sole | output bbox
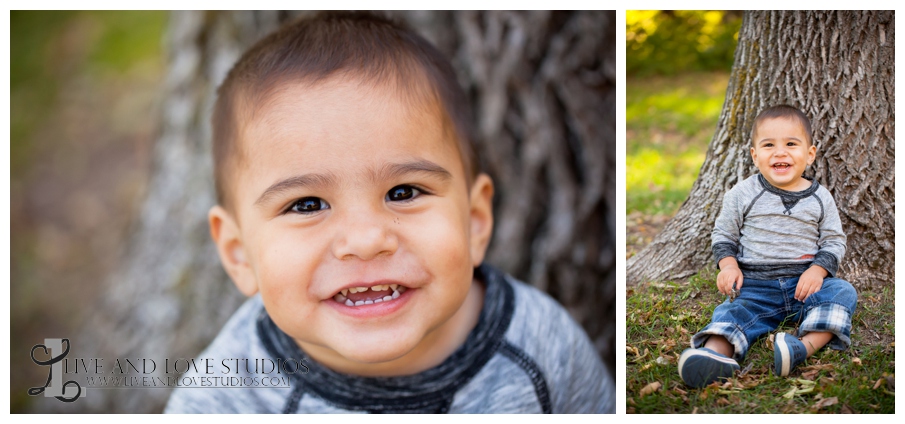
[678,350,739,388]
[775,335,791,377]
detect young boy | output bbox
[678,105,857,388]
[164,12,614,413]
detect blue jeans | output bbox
[691,277,857,361]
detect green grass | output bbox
[626,271,895,413]
[626,72,728,216]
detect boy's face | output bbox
[209,77,494,371]
[750,117,816,191]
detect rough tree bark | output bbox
[627,11,894,288]
[71,11,615,413]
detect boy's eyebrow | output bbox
[255,173,337,206]
[373,160,453,183]
[757,136,802,145]
[254,160,452,207]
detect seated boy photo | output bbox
[678,105,858,388]
[165,11,614,413]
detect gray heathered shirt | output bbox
[164,265,615,413]
[712,174,846,280]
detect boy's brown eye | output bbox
[386,185,419,202]
[290,197,328,213]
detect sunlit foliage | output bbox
[627,10,742,76]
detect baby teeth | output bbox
[341,289,348,296]
[338,286,407,307]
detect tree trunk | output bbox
[73,11,615,413]
[627,11,894,288]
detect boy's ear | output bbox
[209,205,258,297]
[807,144,817,165]
[468,174,494,267]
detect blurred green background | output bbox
[626,10,742,255]
[11,11,167,412]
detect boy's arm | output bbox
[812,191,847,278]
[712,186,745,293]
[711,186,743,267]
[797,191,846,301]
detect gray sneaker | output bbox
[774,332,808,377]
[678,347,740,388]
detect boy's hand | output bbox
[716,257,744,296]
[795,265,828,302]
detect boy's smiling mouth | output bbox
[332,283,409,307]
[771,162,792,170]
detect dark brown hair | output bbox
[750,104,813,147]
[212,11,478,209]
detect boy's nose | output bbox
[331,210,398,261]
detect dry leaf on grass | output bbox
[840,404,854,414]
[851,357,862,366]
[811,396,838,410]
[639,381,662,397]
[716,397,730,406]
[765,334,775,350]
[800,364,834,371]
[801,369,820,380]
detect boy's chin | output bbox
[329,330,425,365]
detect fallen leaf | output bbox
[872,378,885,390]
[716,397,730,406]
[691,407,698,414]
[640,381,662,397]
[800,364,834,371]
[852,357,862,366]
[840,404,855,413]
[812,396,838,410]
[673,387,687,396]
[766,334,775,350]
[656,356,670,365]
[801,369,820,380]
[782,386,798,399]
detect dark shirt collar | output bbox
[757,173,820,198]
